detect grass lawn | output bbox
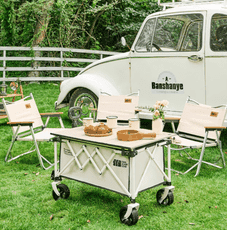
[0,82,226,230]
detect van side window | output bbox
[182,21,203,51]
[210,14,227,51]
[135,14,203,52]
[135,19,156,52]
[152,17,184,51]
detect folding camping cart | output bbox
[51,126,174,226]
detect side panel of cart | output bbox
[58,142,164,195]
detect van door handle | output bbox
[188,55,203,62]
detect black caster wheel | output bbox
[52,184,70,201]
[119,206,138,226]
[156,188,174,206]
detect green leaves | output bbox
[0,0,160,51]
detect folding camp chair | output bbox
[168,96,226,176]
[94,91,140,123]
[3,93,64,170]
[69,91,140,127]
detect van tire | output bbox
[69,88,98,117]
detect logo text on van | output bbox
[151,71,184,94]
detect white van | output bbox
[55,0,227,123]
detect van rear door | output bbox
[205,12,227,106]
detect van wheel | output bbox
[69,88,98,117]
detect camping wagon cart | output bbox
[50,126,175,226]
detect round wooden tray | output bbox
[85,131,112,137]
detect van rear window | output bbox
[210,14,227,51]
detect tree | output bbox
[28,0,54,78]
[89,0,161,51]
[0,0,160,78]
[0,0,160,50]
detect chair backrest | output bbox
[177,102,227,140]
[97,93,139,121]
[3,94,43,134]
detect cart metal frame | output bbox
[51,127,174,226]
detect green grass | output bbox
[0,82,227,229]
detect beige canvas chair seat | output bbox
[17,128,63,141]
[3,93,64,170]
[171,136,217,149]
[169,96,227,176]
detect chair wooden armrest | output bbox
[205,126,226,131]
[89,108,97,112]
[40,112,63,117]
[135,109,142,114]
[0,115,7,119]
[7,121,34,126]
[165,117,180,123]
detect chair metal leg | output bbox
[195,131,209,177]
[195,130,226,177]
[5,136,16,162]
[5,125,20,162]
[58,117,65,128]
[30,126,44,168]
[215,130,226,168]
[171,121,176,133]
[5,126,54,169]
[30,127,54,170]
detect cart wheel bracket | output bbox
[159,186,175,204]
[123,203,140,220]
[164,181,172,186]
[52,181,61,197]
[51,170,62,181]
